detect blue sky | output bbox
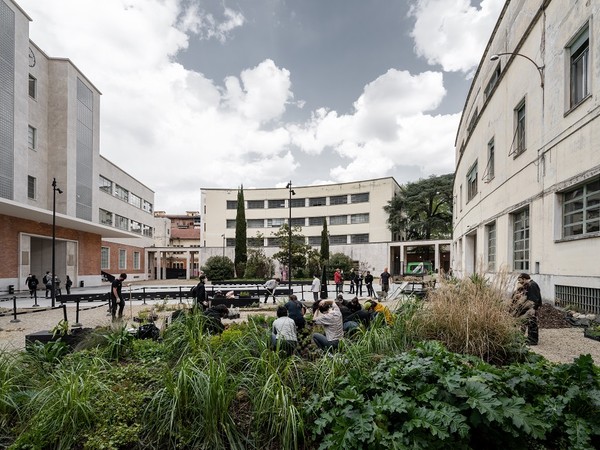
[19,0,504,212]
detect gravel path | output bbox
[1,301,599,365]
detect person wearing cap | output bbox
[312,299,344,351]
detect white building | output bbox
[453,0,600,312]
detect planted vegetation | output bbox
[0,278,598,449]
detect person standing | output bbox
[355,271,363,296]
[271,306,298,355]
[110,273,127,321]
[334,268,343,295]
[312,299,344,352]
[517,273,542,345]
[194,275,208,311]
[65,275,73,295]
[311,274,321,301]
[42,271,51,298]
[380,268,392,299]
[27,274,38,300]
[364,271,375,298]
[263,277,280,304]
[348,269,356,294]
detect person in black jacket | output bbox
[194,275,208,311]
[364,271,375,298]
[518,273,542,345]
[203,304,229,334]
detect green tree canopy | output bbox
[320,218,329,262]
[385,173,454,240]
[234,186,247,277]
[326,252,355,281]
[272,224,312,277]
[201,256,234,281]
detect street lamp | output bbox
[286,181,296,293]
[221,233,225,258]
[490,52,544,88]
[51,178,63,308]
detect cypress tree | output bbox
[234,186,247,277]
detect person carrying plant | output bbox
[312,299,344,352]
[271,306,298,356]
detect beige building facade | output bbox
[453,0,600,312]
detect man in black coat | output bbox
[194,275,208,311]
[518,273,542,345]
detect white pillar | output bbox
[185,252,191,280]
[156,251,162,280]
[434,243,440,273]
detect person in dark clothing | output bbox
[518,273,542,345]
[194,275,208,311]
[203,304,229,334]
[65,276,73,295]
[336,296,359,333]
[349,270,356,294]
[380,268,392,298]
[110,273,127,321]
[26,274,38,299]
[364,271,375,298]
[284,294,306,331]
[355,271,363,296]
[43,271,51,298]
[345,297,371,326]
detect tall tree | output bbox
[385,173,454,240]
[234,186,247,277]
[272,224,311,277]
[320,218,329,262]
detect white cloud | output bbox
[409,0,504,74]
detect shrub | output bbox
[202,256,235,281]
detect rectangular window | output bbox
[118,249,127,270]
[351,234,369,244]
[247,200,264,209]
[115,214,128,231]
[27,125,36,149]
[142,200,153,213]
[226,219,236,228]
[514,100,526,156]
[351,213,369,224]
[142,224,153,237]
[99,175,112,194]
[114,184,129,202]
[350,193,369,203]
[130,220,142,234]
[309,197,326,207]
[467,107,478,134]
[486,138,495,181]
[290,198,305,208]
[308,216,325,226]
[226,200,237,209]
[247,237,264,247]
[308,236,321,245]
[101,247,109,269]
[290,218,305,227]
[569,27,589,108]
[129,192,142,208]
[266,237,279,247]
[226,238,236,247]
[513,208,530,271]
[563,177,600,237]
[27,175,36,199]
[247,219,264,228]
[330,215,347,225]
[99,208,113,226]
[267,218,284,227]
[133,251,140,270]
[28,74,36,98]
[484,63,501,99]
[330,235,347,245]
[486,222,496,271]
[330,195,348,205]
[268,199,285,208]
[466,161,478,202]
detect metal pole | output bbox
[287,181,293,294]
[51,178,57,308]
[62,303,67,322]
[10,297,20,323]
[74,300,82,328]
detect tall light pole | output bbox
[286,181,295,293]
[51,178,63,308]
[221,233,225,258]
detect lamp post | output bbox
[490,52,544,88]
[221,234,225,258]
[286,181,295,293]
[51,178,63,308]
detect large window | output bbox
[99,175,112,194]
[130,220,142,234]
[563,177,600,237]
[350,193,369,203]
[485,138,495,181]
[27,175,36,199]
[330,235,347,245]
[28,74,36,98]
[308,216,325,226]
[514,100,526,156]
[351,213,369,224]
[247,219,264,228]
[569,27,589,108]
[486,222,496,271]
[247,237,264,247]
[351,234,369,244]
[27,125,36,149]
[466,161,478,202]
[267,218,284,227]
[484,63,501,99]
[290,218,305,227]
[290,198,305,208]
[101,247,109,269]
[268,199,285,208]
[226,200,237,209]
[330,215,347,225]
[99,208,113,226]
[309,197,326,207]
[266,238,279,247]
[129,193,141,208]
[513,208,529,271]
[226,219,236,228]
[133,251,140,270]
[114,184,129,202]
[142,224,153,237]
[115,214,128,231]
[308,236,321,246]
[330,195,347,205]
[118,249,127,270]
[247,200,264,209]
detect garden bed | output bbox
[584,327,600,342]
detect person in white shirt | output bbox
[271,306,298,355]
[312,299,344,352]
[263,277,281,304]
[311,274,321,301]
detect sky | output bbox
[19,0,504,213]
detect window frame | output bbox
[27,125,36,149]
[247,219,264,228]
[329,235,348,245]
[350,213,369,224]
[118,249,127,270]
[101,247,110,270]
[27,175,36,200]
[568,26,590,109]
[350,193,369,203]
[562,177,600,238]
[309,197,326,207]
[486,138,495,181]
[226,200,237,210]
[99,208,113,226]
[329,215,347,225]
[133,251,140,270]
[514,99,526,157]
[268,199,285,208]
[329,195,348,205]
[308,216,325,226]
[28,74,37,99]
[350,233,369,244]
[247,200,265,209]
[512,208,530,271]
[486,221,496,272]
[466,161,478,202]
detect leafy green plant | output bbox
[100,325,135,361]
[51,319,71,338]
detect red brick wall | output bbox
[100,241,146,277]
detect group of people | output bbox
[25,272,73,300]
[333,267,391,299]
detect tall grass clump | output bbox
[418,273,522,363]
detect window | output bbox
[266,238,279,247]
[247,237,264,247]
[27,176,36,199]
[226,200,237,209]
[267,218,284,227]
[351,213,369,224]
[142,224,153,237]
[133,251,140,270]
[101,247,109,269]
[114,184,129,202]
[514,100,526,156]
[350,193,369,203]
[226,219,236,228]
[513,208,530,271]
[115,214,128,231]
[226,238,236,247]
[330,215,347,225]
[247,200,264,209]
[142,200,153,213]
[308,216,325,226]
[99,175,112,194]
[247,219,264,228]
[268,199,285,208]
[486,222,496,271]
[129,193,141,208]
[485,138,495,181]
[562,177,600,237]
[466,161,478,202]
[351,234,369,244]
[330,235,347,245]
[28,74,36,98]
[569,27,589,108]
[467,107,478,134]
[308,236,321,245]
[27,125,36,149]
[99,208,113,226]
[130,220,142,234]
[309,197,326,207]
[290,198,305,208]
[484,63,501,99]
[330,195,347,205]
[290,218,305,227]
[118,249,127,270]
